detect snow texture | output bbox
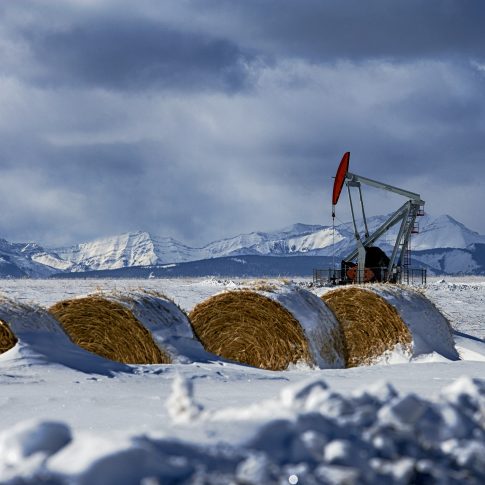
[371,285,460,361]
[105,290,215,364]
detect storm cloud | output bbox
[21,23,252,92]
[0,0,484,246]
[190,0,485,61]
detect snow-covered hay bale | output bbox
[49,291,209,365]
[190,283,345,371]
[0,320,17,354]
[0,295,131,374]
[0,296,66,352]
[50,296,169,365]
[322,287,412,367]
[372,285,459,360]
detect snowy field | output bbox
[0,277,484,484]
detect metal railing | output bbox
[313,267,427,286]
[401,267,427,285]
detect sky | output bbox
[0,0,484,247]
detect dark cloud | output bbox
[0,1,256,93]
[191,0,485,62]
[16,21,252,92]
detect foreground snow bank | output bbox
[1,375,483,484]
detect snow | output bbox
[31,252,74,272]
[453,333,485,362]
[287,228,344,254]
[109,290,213,364]
[425,278,485,340]
[0,276,484,483]
[56,232,160,270]
[372,285,459,360]
[411,214,485,250]
[415,249,479,274]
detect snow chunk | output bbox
[166,375,204,424]
[0,420,71,469]
[440,376,485,420]
[235,453,275,484]
[280,378,328,409]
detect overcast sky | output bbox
[0,0,484,247]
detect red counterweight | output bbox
[332,151,350,208]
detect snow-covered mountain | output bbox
[50,224,337,272]
[411,214,485,250]
[1,214,485,277]
[0,239,66,278]
[54,233,197,272]
[49,214,485,274]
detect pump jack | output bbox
[331,152,425,284]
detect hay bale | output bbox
[49,291,209,365]
[371,285,459,360]
[49,296,170,365]
[322,287,412,367]
[0,320,17,354]
[0,295,131,375]
[190,283,345,371]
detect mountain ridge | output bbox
[1,214,485,277]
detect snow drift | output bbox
[371,285,460,361]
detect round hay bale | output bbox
[0,320,17,354]
[49,290,210,365]
[0,295,131,374]
[190,283,345,371]
[49,296,171,365]
[322,287,412,367]
[371,285,459,360]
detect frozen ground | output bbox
[0,277,484,484]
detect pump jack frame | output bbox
[330,152,425,284]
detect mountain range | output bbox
[1,214,485,278]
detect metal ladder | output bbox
[402,208,424,283]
